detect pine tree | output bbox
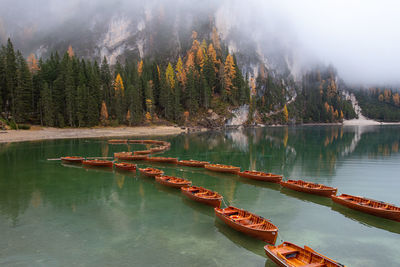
[76,84,87,127]
[15,51,33,123]
[64,56,75,126]
[40,82,54,126]
[5,38,17,118]
[0,47,4,112]
[173,81,182,123]
[100,57,112,111]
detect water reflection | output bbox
[279,187,333,209]
[0,126,399,267]
[331,203,400,235]
[214,219,266,258]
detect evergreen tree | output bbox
[100,57,112,109]
[5,38,17,118]
[15,51,33,122]
[64,55,75,126]
[128,84,142,125]
[0,47,5,112]
[40,83,54,126]
[76,84,87,127]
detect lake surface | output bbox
[0,125,399,266]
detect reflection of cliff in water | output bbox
[222,126,400,180]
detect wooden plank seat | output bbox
[275,246,300,256]
[231,215,252,221]
[247,222,264,228]
[302,264,325,267]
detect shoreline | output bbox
[0,126,187,143]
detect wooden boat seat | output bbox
[232,215,252,221]
[302,264,325,267]
[222,210,237,215]
[275,246,299,256]
[247,222,264,228]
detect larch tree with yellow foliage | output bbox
[283,104,289,122]
[223,53,236,100]
[175,57,186,87]
[114,73,125,122]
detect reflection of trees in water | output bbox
[0,139,141,224]
[349,126,400,158]
[1,126,399,226]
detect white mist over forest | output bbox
[0,0,399,85]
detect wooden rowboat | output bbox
[239,170,282,183]
[114,152,132,158]
[178,160,209,167]
[134,150,152,155]
[114,162,137,171]
[147,157,178,164]
[61,156,84,163]
[139,168,164,177]
[280,180,337,197]
[141,140,159,144]
[108,139,127,144]
[150,146,167,153]
[83,159,113,167]
[331,194,400,222]
[155,175,192,188]
[181,186,223,207]
[115,155,148,161]
[264,242,345,267]
[128,140,143,144]
[214,206,278,244]
[204,164,240,174]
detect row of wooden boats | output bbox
[61,157,137,171]
[64,152,400,223]
[136,166,345,266]
[138,168,224,208]
[61,139,398,266]
[61,156,347,266]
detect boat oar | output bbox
[47,158,62,161]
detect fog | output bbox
[0,0,399,85]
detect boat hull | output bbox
[214,208,278,244]
[264,246,289,267]
[238,171,282,183]
[155,176,191,188]
[114,163,137,171]
[280,181,337,197]
[117,155,148,161]
[204,164,240,174]
[134,150,151,155]
[178,160,209,167]
[83,160,113,167]
[61,157,84,163]
[147,157,178,164]
[139,168,164,177]
[332,195,400,222]
[181,188,222,207]
[264,242,344,267]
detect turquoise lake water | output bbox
[0,125,399,266]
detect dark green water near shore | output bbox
[0,125,399,266]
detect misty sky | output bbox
[1,0,399,85]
